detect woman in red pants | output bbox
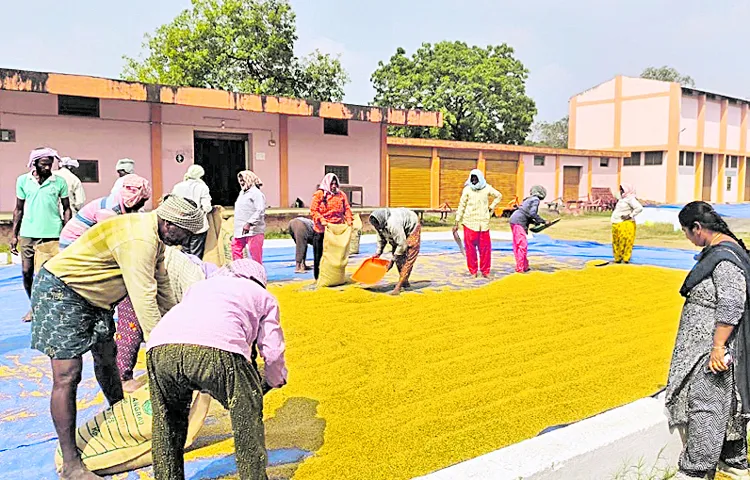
[453,169,502,278]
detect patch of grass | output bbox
[611,448,677,480]
[264,230,291,240]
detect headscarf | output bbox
[184,164,205,181]
[238,170,263,191]
[117,174,151,210]
[185,253,219,278]
[319,173,340,196]
[620,183,636,198]
[28,147,60,169]
[116,158,136,174]
[369,209,390,231]
[155,195,208,234]
[213,258,267,288]
[464,169,487,191]
[59,157,79,169]
[530,185,547,200]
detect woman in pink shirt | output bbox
[146,259,287,479]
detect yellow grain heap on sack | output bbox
[317,223,352,288]
[34,241,59,274]
[54,376,211,475]
[348,214,363,255]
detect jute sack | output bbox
[54,375,211,475]
[348,214,363,255]
[34,241,59,274]
[317,223,352,288]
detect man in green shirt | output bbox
[11,147,72,321]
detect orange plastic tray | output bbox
[351,258,390,284]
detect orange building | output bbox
[569,75,750,203]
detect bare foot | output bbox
[60,462,102,480]
[481,273,490,279]
[389,289,401,296]
[22,310,32,323]
[294,268,306,274]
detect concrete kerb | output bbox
[414,392,681,480]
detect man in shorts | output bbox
[30,195,206,480]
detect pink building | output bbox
[570,75,750,203]
[0,68,442,211]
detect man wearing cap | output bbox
[11,147,72,322]
[111,158,136,195]
[29,195,206,480]
[55,157,86,216]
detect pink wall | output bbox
[620,161,668,203]
[620,97,670,147]
[704,101,721,149]
[576,79,615,103]
[287,117,381,207]
[727,105,742,151]
[679,96,699,148]
[574,103,615,149]
[523,154,556,197]
[160,105,281,207]
[590,156,618,192]
[677,165,695,204]
[0,91,151,211]
[621,77,670,97]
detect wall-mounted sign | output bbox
[255,152,266,162]
[176,154,185,163]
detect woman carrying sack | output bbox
[310,173,353,280]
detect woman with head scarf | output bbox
[59,174,151,249]
[146,259,287,479]
[453,169,502,278]
[509,185,548,273]
[111,158,136,195]
[369,208,421,295]
[55,157,86,215]
[611,183,643,264]
[310,173,353,280]
[667,202,750,480]
[172,164,212,258]
[232,170,266,263]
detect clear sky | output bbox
[1,0,745,121]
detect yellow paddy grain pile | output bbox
[255,264,686,480]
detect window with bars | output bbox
[325,165,349,184]
[679,151,695,167]
[624,152,641,166]
[644,151,664,166]
[0,129,15,142]
[76,160,100,183]
[58,95,100,117]
[323,118,348,136]
[727,176,733,191]
[726,155,739,169]
[533,155,545,166]
[600,158,610,167]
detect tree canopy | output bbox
[122,0,349,101]
[371,41,536,144]
[640,66,695,87]
[527,116,569,149]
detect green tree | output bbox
[371,42,537,144]
[527,116,569,149]
[640,66,695,87]
[122,0,349,101]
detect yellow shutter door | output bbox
[389,156,431,208]
[485,160,518,202]
[440,159,476,207]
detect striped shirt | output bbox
[44,212,177,338]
